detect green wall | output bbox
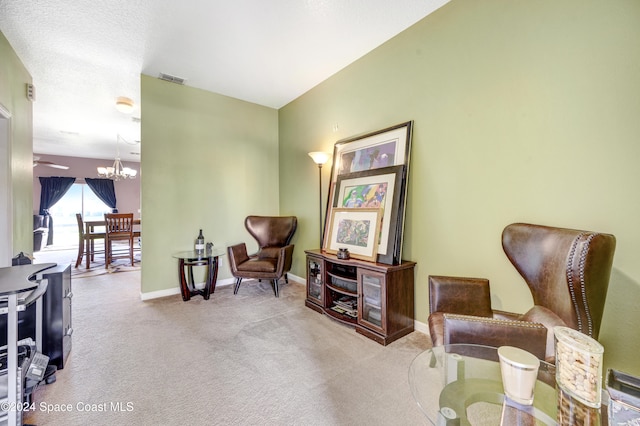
[0,31,34,259]
[3,0,638,383]
[279,0,640,375]
[140,76,279,295]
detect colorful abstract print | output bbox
[336,219,371,248]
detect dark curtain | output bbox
[39,176,76,245]
[85,178,117,213]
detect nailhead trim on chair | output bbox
[566,233,583,333]
[578,233,597,336]
[444,314,547,329]
[566,232,598,337]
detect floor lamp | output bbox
[308,152,331,247]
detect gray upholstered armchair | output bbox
[428,223,616,361]
[227,216,297,297]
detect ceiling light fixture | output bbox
[97,134,138,180]
[115,96,134,113]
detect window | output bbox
[48,183,111,247]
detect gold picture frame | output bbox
[325,208,382,262]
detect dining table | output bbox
[82,218,141,269]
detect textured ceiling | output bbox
[0,0,448,162]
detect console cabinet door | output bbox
[306,256,324,306]
[358,269,386,334]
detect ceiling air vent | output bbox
[158,73,186,85]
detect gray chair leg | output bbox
[233,277,243,295]
[272,279,279,298]
[284,273,289,284]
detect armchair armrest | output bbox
[276,244,295,275]
[429,275,493,317]
[521,305,568,361]
[442,313,548,361]
[227,243,250,273]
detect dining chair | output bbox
[75,213,105,268]
[104,213,135,268]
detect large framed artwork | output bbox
[325,208,382,262]
[330,121,413,182]
[329,165,405,265]
[323,121,413,264]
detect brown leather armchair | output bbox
[227,216,297,297]
[428,223,616,361]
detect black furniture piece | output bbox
[41,264,72,369]
[33,215,49,252]
[0,263,54,425]
[0,264,72,370]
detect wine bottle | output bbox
[195,229,205,254]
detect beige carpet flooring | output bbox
[22,268,432,425]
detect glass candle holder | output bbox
[554,326,604,408]
[498,346,540,405]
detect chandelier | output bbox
[97,134,138,180]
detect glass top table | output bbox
[172,248,226,301]
[408,344,605,425]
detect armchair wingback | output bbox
[502,223,615,338]
[428,223,616,361]
[244,215,298,259]
[227,216,297,297]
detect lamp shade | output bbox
[115,96,134,113]
[308,151,331,166]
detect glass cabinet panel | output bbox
[358,270,385,333]
[307,257,323,305]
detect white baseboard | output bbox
[216,277,236,287]
[140,286,181,300]
[140,277,236,300]
[414,319,429,336]
[287,272,306,284]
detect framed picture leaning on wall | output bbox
[323,121,413,264]
[325,208,382,262]
[331,165,405,264]
[330,121,413,182]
